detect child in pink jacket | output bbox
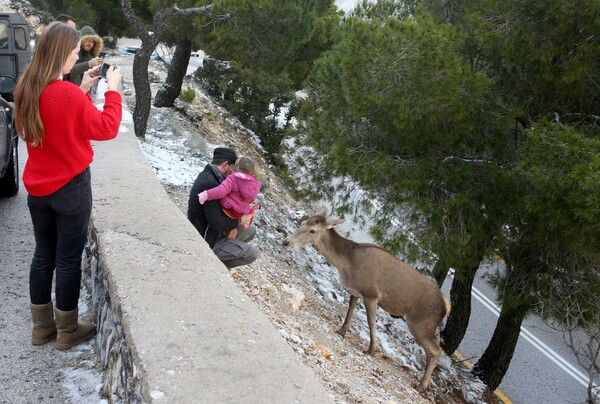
[198,157,261,223]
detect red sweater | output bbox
[23,80,122,196]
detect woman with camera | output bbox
[14,21,122,350]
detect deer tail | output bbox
[442,294,451,318]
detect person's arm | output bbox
[67,54,104,84]
[65,83,122,141]
[199,175,235,204]
[79,65,101,94]
[68,61,91,82]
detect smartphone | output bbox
[98,51,107,58]
[100,63,110,78]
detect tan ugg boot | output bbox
[30,302,57,346]
[54,308,96,350]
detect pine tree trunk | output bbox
[472,292,530,391]
[441,262,478,355]
[432,259,450,287]
[132,50,153,138]
[154,38,192,108]
[118,0,207,138]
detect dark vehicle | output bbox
[202,57,230,71]
[0,12,32,197]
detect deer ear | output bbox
[315,206,328,217]
[326,218,346,229]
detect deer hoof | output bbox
[416,381,428,393]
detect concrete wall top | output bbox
[90,106,333,402]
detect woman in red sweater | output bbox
[14,22,122,350]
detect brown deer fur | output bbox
[283,207,451,391]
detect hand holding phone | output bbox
[100,63,110,78]
[80,65,101,94]
[105,65,123,92]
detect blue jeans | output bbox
[27,167,92,311]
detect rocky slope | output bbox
[128,56,501,404]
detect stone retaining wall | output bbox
[86,229,141,402]
[85,110,333,403]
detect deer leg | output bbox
[407,319,442,391]
[417,339,442,391]
[337,295,358,337]
[364,298,379,355]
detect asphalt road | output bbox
[0,141,101,403]
[441,261,595,404]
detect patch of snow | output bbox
[151,390,166,399]
[62,365,104,403]
[138,130,204,186]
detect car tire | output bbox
[0,137,19,197]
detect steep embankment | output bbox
[133,54,500,403]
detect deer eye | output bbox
[309,229,316,234]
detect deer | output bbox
[283,207,451,391]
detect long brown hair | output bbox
[14,22,80,147]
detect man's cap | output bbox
[213,147,237,164]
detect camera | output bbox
[100,63,110,78]
[98,51,107,58]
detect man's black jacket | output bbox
[187,164,239,248]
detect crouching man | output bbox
[187,147,258,268]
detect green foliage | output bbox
[466,0,600,116]
[63,0,97,27]
[348,0,411,19]
[157,0,210,47]
[30,0,147,36]
[515,120,600,252]
[178,87,196,103]
[299,7,507,249]
[286,3,340,88]
[189,0,337,162]
[195,0,324,74]
[298,0,600,259]
[194,64,295,159]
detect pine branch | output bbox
[555,113,600,127]
[442,155,492,167]
[154,5,212,38]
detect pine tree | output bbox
[298,0,600,391]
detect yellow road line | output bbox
[453,351,513,404]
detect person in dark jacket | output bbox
[65,25,104,86]
[187,147,258,268]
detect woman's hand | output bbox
[105,65,122,92]
[80,65,101,93]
